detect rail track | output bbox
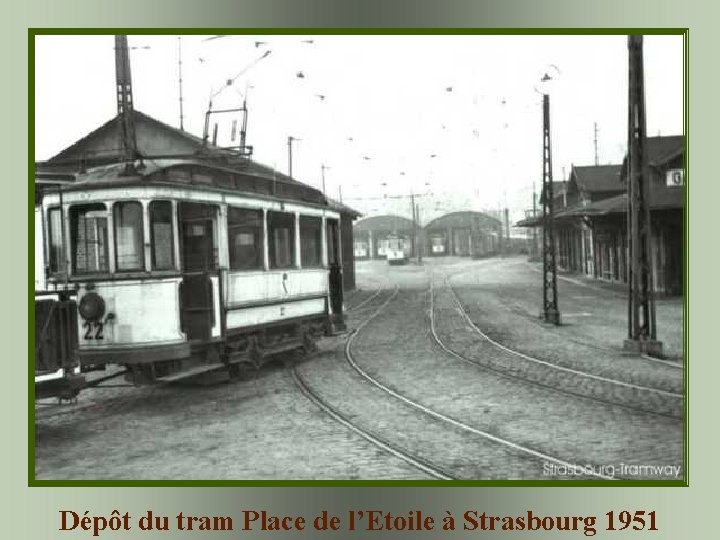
[293,282,621,480]
[433,270,683,419]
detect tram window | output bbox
[47,208,66,273]
[114,201,145,271]
[228,207,263,270]
[150,201,174,270]
[268,211,295,269]
[300,216,322,268]
[70,204,109,274]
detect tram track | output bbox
[293,282,624,480]
[432,270,682,419]
[345,286,385,313]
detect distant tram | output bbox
[386,234,411,265]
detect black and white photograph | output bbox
[33,33,685,481]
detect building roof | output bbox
[570,164,623,193]
[646,135,685,167]
[354,215,415,232]
[47,110,221,164]
[555,188,683,218]
[424,210,501,230]
[620,135,685,181]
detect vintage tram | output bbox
[38,158,345,385]
[386,234,411,265]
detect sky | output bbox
[34,34,684,225]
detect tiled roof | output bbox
[571,164,623,193]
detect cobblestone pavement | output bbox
[341,270,682,480]
[34,256,685,481]
[449,257,684,361]
[35,362,424,480]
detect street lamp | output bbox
[536,66,561,326]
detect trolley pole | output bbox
[623,35,662,356]
[541,93,561,325]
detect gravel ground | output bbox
[34,256,685,481]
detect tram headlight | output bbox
[78,292,106,321]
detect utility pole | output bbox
[593,122,599,165]
[287,136,298,179]
[115,35,138,175]
[177,37,184,131]
[624,35,662,356]
[411,192,418,261]
[541,93,561,325]
[532,182,538,260]
[416,202,422,264]
[320,164,329,196]
[504,207,510,249]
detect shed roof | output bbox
[354,215,414,232]
[424,210,501,230]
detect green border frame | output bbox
[29,27,688,488]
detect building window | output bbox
[47,207,66,273]
[228,207,263,270]
[114,201,145,271]
[300,216,322,267]
[150,201,175,270]
[70,204,109,274]
[268,211,295,269]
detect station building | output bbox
[518,135,684,295]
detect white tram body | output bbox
[39,160,345,383]
[386,234,410,265]
[430,234,446,255]
[353,241,368,259]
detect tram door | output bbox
[326,219,344,324]
[178,203,217,341]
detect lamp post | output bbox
[537,67,561,326]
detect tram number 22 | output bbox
[83,321,104,340]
